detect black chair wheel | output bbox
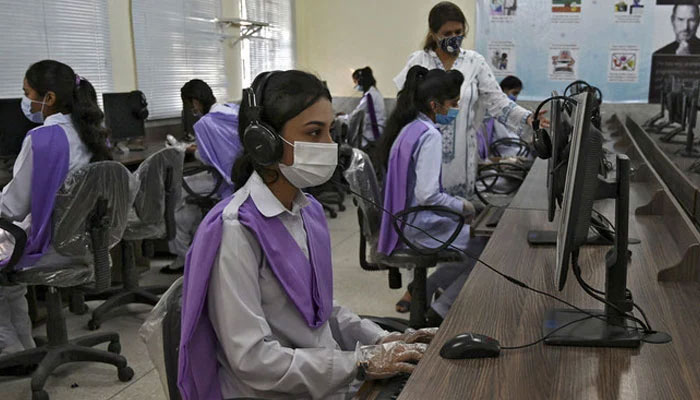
[108,341,121,354]
[87,319,100,331]
[338,204,346,211]
[118,366,135,382]
[72,303,89,315]
[32,390,49,400]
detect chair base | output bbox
[85,285,168,330]
[0,287,134,400]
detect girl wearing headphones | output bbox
[340,67,386,148]
[178,70,434,400]
[0,60,111,356]
[377,65,488,326]
[161,80,242,274]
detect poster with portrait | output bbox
[489,0,517,22]
[476,0,700,102]
[487,41,517,76]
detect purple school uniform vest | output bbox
[178,193,333,400]
[477,118,496,160]
[377,119,442,256]
[364,91,380,140]
[0,125,70,270]
[194,104,242,198]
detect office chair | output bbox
[181,164,224,215]
[342,148,464,329]
[489,137,532,158]
[0,161,133,400]
[346,110,365,149]
[475,162,528,207]
[79,147,184,330]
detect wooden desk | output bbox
[111,142,167,167]
[390,160,700,399]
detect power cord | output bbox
[335,180,654,340]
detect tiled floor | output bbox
[2,200,406,399]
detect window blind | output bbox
[132,0,228,119]
[0,0,113,103]
[240,0,295,87]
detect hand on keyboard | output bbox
[357,342,427,380]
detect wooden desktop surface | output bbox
[390,159,700,400]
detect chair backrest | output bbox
[343,148,383,244]
[53,161,132,256]
[347,110,365,148]
[130,147,185,240]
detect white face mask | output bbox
[21,95,46,123]
[278,137,338,189]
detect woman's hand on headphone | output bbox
[527,110,550,130]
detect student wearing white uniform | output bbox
[0,60,111,356]
[394,2,548,199]
[162,80,241,274]
[178,70,435,400]
[343,67,386,148]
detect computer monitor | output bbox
[547,91,574,223]
[545,91,644,347]
[0,98,40,158]
[103,91,147,142]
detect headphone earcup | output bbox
[533,129,553,159]
[243,121,283,166]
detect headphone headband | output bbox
[242,71,284,166]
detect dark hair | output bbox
[500,76,523,92]
[352,67,377,92]
[231,70,332,188]
[672,4,700,18]
[25,60,112,162]
[181,79,217,114]
[423,2,468,51]
[377,65,464,168]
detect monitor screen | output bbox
[103,92,146,141]
[555,91,604,290]
[0,98,40,158]
[547,93,575,222]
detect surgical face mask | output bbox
[278,137,339,189]
[435,107,459,125]
[507,94,518,102]
[21,95,46,123]
[354,84,364,92]
[438,35,464,55]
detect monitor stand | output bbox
[543,155,666,348]
[527,229,610,246]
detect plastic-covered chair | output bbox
[82,147,184,330]
[342,148,464,329]
[346,110,365,149]
[0,161,134,400]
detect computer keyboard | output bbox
[486,207,506,228]
[375,374,410,400]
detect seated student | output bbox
[162,79,242,274]
[477,75,531,160]
[377,66,488,326]
[0,60,111,355]
[178,70,434,400]
[340,67,386,148]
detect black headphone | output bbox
[531,95,578,160]
[129,90,149,120]
[241,71,284,166]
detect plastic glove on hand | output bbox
[379,328,438,345]
[462,199,476,222]
[357,342,427,380]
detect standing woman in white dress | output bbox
[394,1,548,200]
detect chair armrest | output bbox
[182,165,223,201]
[0,217,27,275]
[391,205,466,255]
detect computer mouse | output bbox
[440,333,501,359]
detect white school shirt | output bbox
[348,86,386,146]
[0,113,92,221]
[207,171,387,399]
[394,48,532,198]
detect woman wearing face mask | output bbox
[178,70,434,400]
[477,75,532,160]
[161,80,242,274]
[0,60,111,357]
[394,1,548,200]
[378,65,488,326]
[341,67,386,149]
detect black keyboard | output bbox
[375,374,410,400]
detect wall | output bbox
[295,0,477,98]
[106,0,243,102]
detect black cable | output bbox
[335,180,653,336]
[501,316,594,350]
[532,96,578,131]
